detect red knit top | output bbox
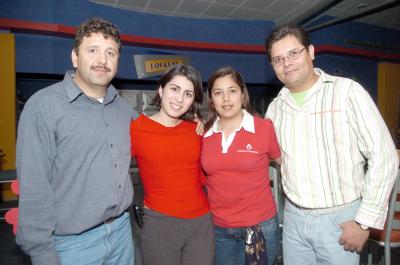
[130,114,209,218]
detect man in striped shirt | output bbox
[265,24,399,265]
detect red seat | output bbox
[5,207,18,235]
[4,179,19,235]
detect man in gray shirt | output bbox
[16,17,137,265]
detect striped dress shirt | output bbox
[266,68,399,229]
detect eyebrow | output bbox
[85,45,117,51]
[169,83,194,92]
[212,86,238,90]
[272,48,301,58]
[85,45,98,49]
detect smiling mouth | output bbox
[222,105,233,110]
[170,103,183,111]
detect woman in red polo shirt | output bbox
[130,64,214,265]
[201,66,281,265]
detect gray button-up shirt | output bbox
[16,71,138,265]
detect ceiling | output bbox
[90,0,400,31]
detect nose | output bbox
[223,91,230,101]
[176,92,184,103]
[97,51,107,64]
[282,56,291,67]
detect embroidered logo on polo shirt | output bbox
[237,143,258,154]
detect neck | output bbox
[151,111,181,127]
[219,111,244,133]
[289,72,319,93]
[72,76,107,99]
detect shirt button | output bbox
[110,144,113,148]
[114,164,117,168]
[106,123,109,128]
[119,184,122,189]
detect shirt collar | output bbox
[277,68,335,102]
[204,109,255,137]
[64,70,83,103]
[316,68,336,83]
[63,70,117,104]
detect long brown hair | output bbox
[205,66,257,131]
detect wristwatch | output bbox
[356,221,370,231]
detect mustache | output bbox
[91,65,111,72]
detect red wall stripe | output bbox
[0,17,399,60]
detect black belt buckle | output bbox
[133,202,144,228]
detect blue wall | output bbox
[1,0,399,98]
[310,16,400,51]
[0,0,275,83]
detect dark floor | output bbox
[0,221,30,265]
[2,219,400,265]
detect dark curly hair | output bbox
[73,17,121,54]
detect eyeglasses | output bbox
[271,47,306,67]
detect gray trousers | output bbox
[139,208,215,265]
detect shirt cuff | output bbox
[354,203,387,230]
[31,250,62,265]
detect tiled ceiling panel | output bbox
[176,0,210,15]
[147,0,181,11]
[254,10,281,20]
[267,0,301,13]
[216,0,245,5]
[242,0,275,10]
[202,2,237,17]
[117,0,148,7]
[229,7,260,19]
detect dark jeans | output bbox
[214,214,279,265]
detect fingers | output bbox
[195,120,205,135]
[338,221,369,254]
[340,240,364,253]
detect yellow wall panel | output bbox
[0,33,16,201]
[378,63,400,144]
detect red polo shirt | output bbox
[201,112,281,227]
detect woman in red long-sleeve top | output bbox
[130,64,214,265]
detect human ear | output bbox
[308,45,315,61]
[71,49,78,68]
[158,86,163,98]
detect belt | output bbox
[58,211,128,236]
[103,211,126,224]
[289,199,360,214]
[88,211,126,231]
